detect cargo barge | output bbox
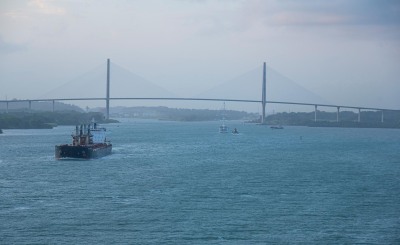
[55,121,112,160]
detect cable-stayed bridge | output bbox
[1,59,399,124]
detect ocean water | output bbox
[1,119,399,244]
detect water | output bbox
[1,119,399,244]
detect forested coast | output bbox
[0,111,117,129]
[1,107,399,130]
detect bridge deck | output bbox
[0,97,399,112]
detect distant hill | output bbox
[0,101,84,112]
[265,110,400,128]
[92,106,259,121]
[0,111,117,129]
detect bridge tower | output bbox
[106,58,110,120]
[261,62,266,124]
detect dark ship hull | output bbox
[55,143,112,160]
[55,120,112,160]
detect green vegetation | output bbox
[109,106,258,121]
[0,101,83,112]
[0,111,118,129]
[266,110,400,128]
[1,106,398,130]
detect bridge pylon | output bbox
[261,62,266,124]
[106,58,110,120]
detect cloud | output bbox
[0,36,26,54]
[164,0,400,42]
[28,0,66,15]
[244,0,400,26]
[2,11,29,20]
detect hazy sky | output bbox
[1,0,399,111]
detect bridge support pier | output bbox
[29,100,32,111]
[336,106,340,122]
[261,62,266,124]
[381,110,384,123]
[358,108,361,122]
[52,100,55,112]
[314,105,317,122]
[6,101,9,113]
[106,58,110,120]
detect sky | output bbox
[1,0,399,112]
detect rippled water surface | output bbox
[1,119,399,244]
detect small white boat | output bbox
[219,123,228,133]
[219,102,229,133]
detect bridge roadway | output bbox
[3,60,398,123]
[1,97,399,123]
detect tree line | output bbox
[266,110,400,128]
[0,111,117,129]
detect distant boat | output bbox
[270,125,284,129]
[219,102,229,133]
[232,128,239,134]
[219,123,228,133]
